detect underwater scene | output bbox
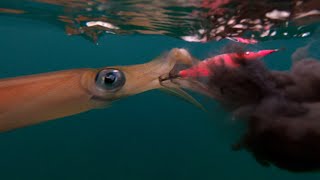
[1,0,320,179]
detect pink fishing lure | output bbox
[179,49,279,77]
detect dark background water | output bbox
[1,16,319,180]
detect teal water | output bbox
[1,16,320,180]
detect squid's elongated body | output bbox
[0,48,198,132]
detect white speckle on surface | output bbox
[86,21,119,29]
[215,36,222,41]
[233,24,247,29]
[198,29,205,34]
[283,32,288,36]
[301,32,310,37]
[217,17,224,22]
[181,35,205,42]
[270,31,276,36]
[227,19,235,25]
[260,30,270,37]
[240,19,248,23]
[216,26,225,33]
[105,31,116,34]
[265,10,290,20]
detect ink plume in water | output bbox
[177,43,320,172]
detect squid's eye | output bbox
[95,69,126,91]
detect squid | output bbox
[0,48,200,132]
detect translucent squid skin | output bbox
[0,69,98,131]
[178,49,279,78]
[0,48,195,132]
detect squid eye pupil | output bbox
[104,73,116,84]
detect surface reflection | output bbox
[0,0,319,43]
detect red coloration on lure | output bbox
[179,49,279,78]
